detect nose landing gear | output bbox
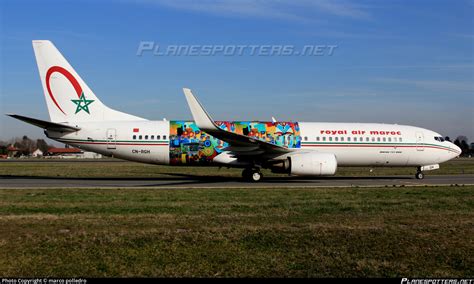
[415,171,424,180]
[415,167,424,179]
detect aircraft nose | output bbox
[450,143,462,157]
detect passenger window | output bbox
[366,137,369,142]
[329,137,333,141]
[151,135,155,140]
[323,137,326,141]
[347,137,351,142]
[377,137,380,142]
[383,137,386,142]
[372,137,375,142]
[163,135,167,140]
[304,136,308,141]
[157,135,161,140]
[388,137,391,142]
[145,135,148,140]
[139,135,142,140]
[335,137,338,141]
[399,138,402,142]
[133,135,136,140]
[316,137,320,141]
[341,137,344,141]
[359,137,363,142]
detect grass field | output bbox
[1,159,473,277]
[0,157,473,178]
[0,185,473,277]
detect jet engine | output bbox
[271,152,337,176]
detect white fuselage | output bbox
[47,121,460,168]
[298,122,459,166]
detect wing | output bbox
[182,88,291,157]
[6,114,81,132]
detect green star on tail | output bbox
[71,92,94,114]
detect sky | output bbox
[0,0,473,145]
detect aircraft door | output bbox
[106,128,117,150]
[416,132,424,151]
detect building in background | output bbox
[6,145,19,158]
[46,147,102,159]
[32,148,43,157]
[46,147,83,158]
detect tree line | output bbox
[448,136,472,157]
[0,136,53,156]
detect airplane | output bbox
[7,40,462,182]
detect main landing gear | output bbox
[242,168,263,182]
[415,167,424,180]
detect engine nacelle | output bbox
[288,152,337,176]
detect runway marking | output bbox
[2,174,473,189]
[1,183,473,190]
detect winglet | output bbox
[183,88,218,131]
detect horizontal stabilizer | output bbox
[6,114,81,132]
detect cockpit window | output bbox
[434,136,445,142]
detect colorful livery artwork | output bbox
[169,121,301,165]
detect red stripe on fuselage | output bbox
[301,144,458,153]
[60,141,168,146]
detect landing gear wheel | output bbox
[415,171,424,180]
[242,169,263,182]
[250,171,263,182]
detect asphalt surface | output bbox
[0,174,473,188]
